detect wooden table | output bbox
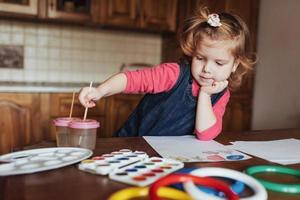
[1,129,300,200]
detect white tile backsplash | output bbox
[0,20,162,83]
[11,69,23,81]
[36,47,48,59]
[61,38,72,49]
[11,33,24,45]
[11,22,24,33]
[48,25,61,37]
[0,21,11,32]
[48,48,60,59]
[24,69,36,81]
[0,69,11,81]
[0,32,10,44]
[25,34,37,46]
[48,36,60,48]
[24,24,37,35]
[24,58,37,69]
[37,35,48,47]
[36,59,48,70]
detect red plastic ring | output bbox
[149,174,239,200]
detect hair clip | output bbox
[207,14,222,27]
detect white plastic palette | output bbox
[78,149,149,175]
[109,157,184,186]
[0,147,92,176]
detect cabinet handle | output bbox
[50,0,54,10]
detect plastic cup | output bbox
[53,117,77,147]
[68,119,100,150]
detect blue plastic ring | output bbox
[173,167,245,197]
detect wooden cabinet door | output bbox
[141,0,177,32]
[0,93,42,154]
[107,94,143,136]
[99,0,178,32]
[0,0,38,16]
[0,101,30,154]
[46,0,98,22]
[222,96,252,131]
[99,0,139,28]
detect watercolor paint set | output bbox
[109,157,184,186]
[0,147,92,176]
[78,149,149,175]
[78,149,184,186]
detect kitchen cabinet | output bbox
[223,97,252,131]
[41,0,99,23]
[140,0,177,32]
[0,93,43,154]
[0,92,143,154]
[99,0,139,28]
[107,94,143,135]
[162,0,259,132]
[99,0,178,32]
[0,0,178,32]
[0,0,38,16]
[0,0,97,22]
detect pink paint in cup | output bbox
[68,119,100,150]
[53,117,78,147]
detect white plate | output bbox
[0,147,92,176]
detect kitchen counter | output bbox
[0,82,94,93]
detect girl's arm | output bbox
[123,63,179,94]
[79,63,180,108]
[79,73,127,108]
[195,81,229,140]
[195,91,216,132]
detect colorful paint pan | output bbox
[78,149,148,175]
[109,157,184,186]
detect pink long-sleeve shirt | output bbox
[123,63,230,140]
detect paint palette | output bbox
[109,157,184,186]
[78,149,149,175]
[0,147,92,176]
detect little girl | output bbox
[79,7,254,140]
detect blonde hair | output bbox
[180,7,255,90]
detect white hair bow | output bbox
[207,14,222,27]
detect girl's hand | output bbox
[201,80,228,95]
[78,87,105,108]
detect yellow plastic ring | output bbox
[108,186,192,200]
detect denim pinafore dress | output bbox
[116,62,225,137]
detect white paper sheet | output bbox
[230,138,300,165]
[143,135,251,162]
